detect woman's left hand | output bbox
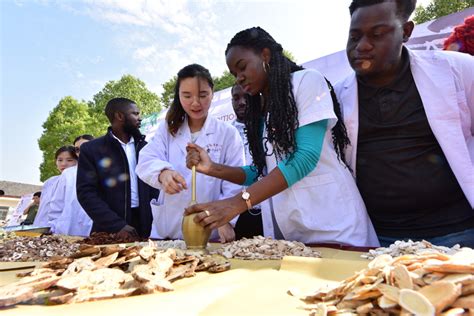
[217,223,235,243]
[184,196,245,230]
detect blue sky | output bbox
[1,0,432,185]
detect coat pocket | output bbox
[149,201,166,239]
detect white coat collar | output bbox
[337,72,359,173]
[175,115,216,156]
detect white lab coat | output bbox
[33,175,60,227]
[136,115,244,240]
[260,69,379,247]
[48,165,92,237]
[334,48,474,208]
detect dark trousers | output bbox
[130,207,144,237]
[234,208,263,240]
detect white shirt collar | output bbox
[111,133,135,146]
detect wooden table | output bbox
[0,247,369,316]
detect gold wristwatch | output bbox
[241,189,252,210]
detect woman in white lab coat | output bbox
[48,135,94,236]
[33,145,78,227]
[185,28,379,247]
[136,64,244,242]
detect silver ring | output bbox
[204,210,210,217]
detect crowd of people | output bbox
[22,0,473,248]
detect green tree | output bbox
[283,49,296,63]
[214,71,235,92]
[413,0,474,24]
[38,96,92,181]
[160,76,177,109]
[89,74,161,136]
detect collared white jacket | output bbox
[260,69,379,247]
[33,175,60,227]
[136,115,244,239]
[334,49,474,207]
[48,165,92,237]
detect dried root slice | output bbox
[71,246,101,258]
[94,252,119,268]
[440,307,466,316]
[398,288,435,316]
[312,303,328,316]
[423,272,445,285]
[368,254,393,269]
[462,283,474,296]
[139,246,155,262]
[42,258,73,269]
[377,295,398,309]
[73,288,137,303]
[208,262,231,273]
[377,283,400,302]
[360,276,379,284]
[393,265,414,289]
[418,281,462,314]
[452,294,474,309]
[450,248,474,265]
[442,273,474,285]
[424,263,474,274]
[139,278,173,293]
[100,245,123,257]
[356,302,374,314]
[0,286,34,307]
[47,292,75,305]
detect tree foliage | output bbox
[283,49,296,62]
[160,76,177,109]
[214,70,235,92]
[413,0,474,24]
[38,75,160,181]
[38,96,91,181]
[88,75,161,136]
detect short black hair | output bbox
[33,191,41,197]
[73,134,94,144]
[349,0,416,21]
[231,84,240,94]
[104,98,136,123]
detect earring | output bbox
[262,61,270,73]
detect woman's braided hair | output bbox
[225,27,350,178]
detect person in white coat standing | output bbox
[185,27,379,247]
[33,146,78,228]
[136,64,244,242]
[334,0,474,247]
[48,135,94,237]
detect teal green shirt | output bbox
[241,119,327,187]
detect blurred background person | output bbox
[231,84,263,240]
[33,146,77,227]
[21,191,41,225]
[49,135,94,236]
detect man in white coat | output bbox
[335,0,474,247]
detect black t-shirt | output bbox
[356,48,473,238]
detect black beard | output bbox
[123,122,141,139]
